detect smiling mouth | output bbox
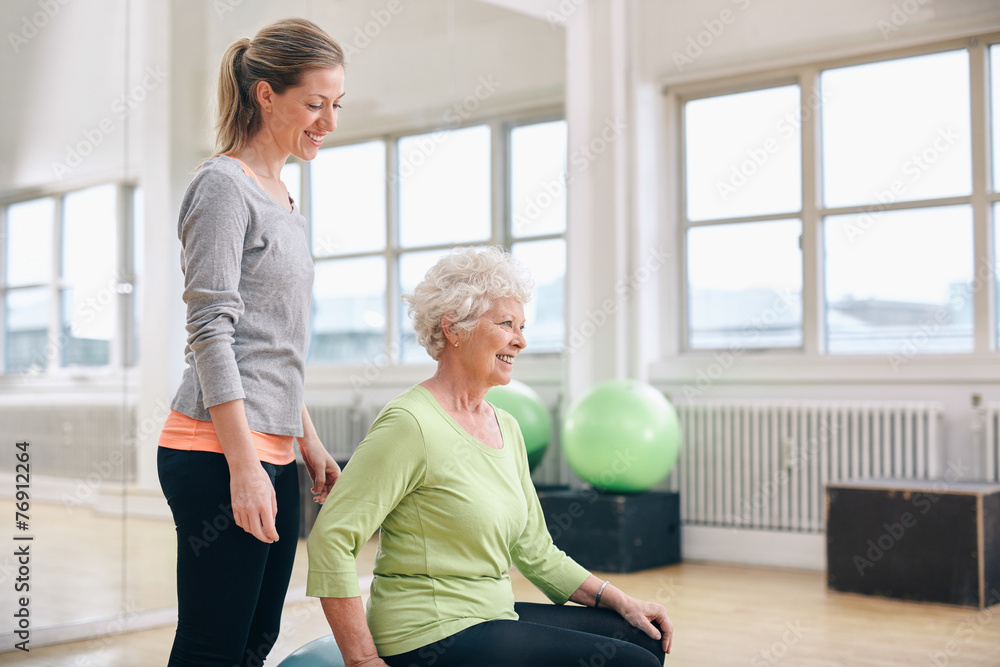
[497,354,514,365]
[305,130,325,144]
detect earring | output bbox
[265,106,270,111]
[454,342,458,347]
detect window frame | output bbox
[679,77,806,353]
[0,182,137,378]
[671,34,999,368]
[299,107,568,381]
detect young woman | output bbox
[157,18,345,667]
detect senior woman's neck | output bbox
[420,370,493,414]
[420,371,507,451]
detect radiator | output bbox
[668,401,943,533]
[306,403,386,458]
[983,402,1000,483]
[0,404,136,482]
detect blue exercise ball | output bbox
[276,635,346,667]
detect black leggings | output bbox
[157,448,300,667]
[383,602,665,667]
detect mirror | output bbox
[0,0,567,662]
[0,0,134,650]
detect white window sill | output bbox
[650,352,1000,387]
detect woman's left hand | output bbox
[612,591,674,654]
[299,438,341,503]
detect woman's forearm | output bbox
[207,398,259,471]
[208,398,279,542]
[296,403,341,502]
[320,597,385,666]
[298,403,322,448]
[569,574,623,611]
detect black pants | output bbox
[383,602,665,667]
[157,448,300,667]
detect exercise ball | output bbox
[487,379,552,471]
[276,634,346,667]
[562,380,681,493]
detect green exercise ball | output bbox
[562,379,681,493]
[487,380,552,472]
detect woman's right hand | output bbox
[349,658,390,667]
[208,399,280,543]
[229,463,279,543]
[321,597,389,667]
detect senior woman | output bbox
[307,247,672,667]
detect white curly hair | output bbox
[402,246,534,361]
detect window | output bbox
[687,220,802,349]
[398,126,491,248]
[2,184,135,374]
[821,51,971,208]
[61,185,118,366]
[512,238,566,354]
[303,117,568,366]
[683,85,803,349]
[821,50,973,353]
[397,126,493,362]
[994,44,1000,193]
[310,141,385,257]
[510,121,567,238]
[5,197,54,373]
[312,256,386,364]
[307,141,387,365]
[680,40,996,357]
[992,44,1000,349]
[825,207,973,353]
[509,121,568,354]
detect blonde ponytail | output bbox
[216,38,256,157]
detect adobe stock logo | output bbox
[50,65,169,179]
[671,0,753,72]
[7,0,73,54]
[877,0,932,39]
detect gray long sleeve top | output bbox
[170,155,314,437]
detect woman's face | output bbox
[264,66,345,161]
[456,297,527,390]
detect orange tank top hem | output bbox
[158,409,297,466]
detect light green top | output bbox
[306,385,590,656]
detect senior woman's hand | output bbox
[570,576,673,654]
[350,658,390,667]
[610,591,673,654]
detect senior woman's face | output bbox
[459,297,526,388]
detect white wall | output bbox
[0,0,565,196]
[555,0,1000,566]
[639,0,1000,85]
[199,0,566,149]
[0,0,139,195]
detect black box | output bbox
[538,489,681,573]
[826,480,1000,608]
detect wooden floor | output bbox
[4,503,1000,666]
